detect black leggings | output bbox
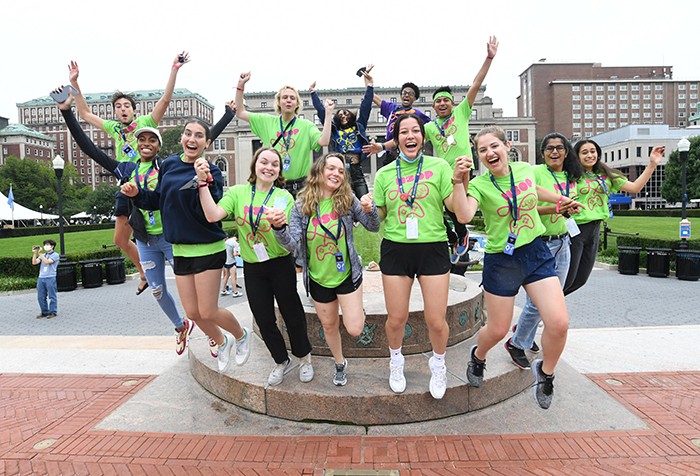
[243,254,311,363]
[348,162,369,198]
[564,220,601,295]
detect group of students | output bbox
[51,39,664,410]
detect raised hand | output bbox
[52,86,74,111]
[264,206,287,228]
[324,98,335,114]
[194,158,211,181]
[649,145,665,166]
[121,182,138,197]
[225,100,236,112]
[487,36,499,59]
[309,81,317,93]
[360,193,374,213]
[173,51,190,69]
[362,64,374,87]
[68,61,79,83]
[238,71,251,86]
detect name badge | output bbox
[406,216,419,240]
[253,242,270,262]
[122,144,137,159]
[282,156,291,171]
[446,135,456,146]
[504,232,517,256]
[273,196,288,210]
[334,252,345,273]
[148,211,156,226]
[564,218,580,238]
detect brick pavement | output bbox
[1,371,699,475]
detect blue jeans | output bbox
[512,236,570,350]
[37,277,58,315]
[136,234,184,329]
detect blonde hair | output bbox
[298,153,353,217]
[474,125,507,146]
[274,85,302,115]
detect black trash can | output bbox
[675,249,700,281]
[104,257,126,284]
[56,261,77,292]
[646,248,671,278]
[79,259,103,288]
[617,246,641,275]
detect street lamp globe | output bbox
[678,137,691,153]
[52,154,65,171]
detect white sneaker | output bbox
[389,361,406,393]
[216,335,233,372]
[268,359,292,386]
[299,358,314,383]
[234,327,251,366]
[428,357,447,400]
[232,291,243,298]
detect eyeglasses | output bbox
[544,146,566,153]
[401,90,416,97]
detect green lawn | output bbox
[604,216,686,241]
[0,229,118,258]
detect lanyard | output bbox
[116,122,137,143]
[435,115,451,138]
[134,162,156,190]
[547,168,570,197]
[586,171,609,196]
[316,205,343,244]
[395,154,424,208]
[272,116,297,153]
[249,185,275,236]
[489,165,519,223]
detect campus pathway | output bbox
[1,265,700,474]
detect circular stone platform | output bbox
[189,273,536,425]
[262,271,484,357]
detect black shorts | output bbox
[379,239,450,277]
[223,263,235,269]
[114,193,130,217]
[309,274,362,303]
[173,250,226,276]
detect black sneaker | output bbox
[333,359,347,386]
[531,359,555,409]
[504,338,531,369]
[466,345,485,387]
[511,324,540,353]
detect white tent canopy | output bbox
[0,191,59,221]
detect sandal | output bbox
[136,278,149,295]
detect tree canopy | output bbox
[661,136,700,204]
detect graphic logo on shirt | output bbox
[434,117,458,153]
[335,127,359,153]
[135,168,159,190]
[308,211,346,262]
[388,181,431,223]
[496,178,538,234]
[579,176,608,210]
[238,205,273,245]
[273,128,300,155]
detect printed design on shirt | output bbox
[237,205,274,245]
[273,128,300,156]
[579,176,607,210]
[135,168,159,191]
[433,117,458,153]
[307,210,346,262]
[495,178,538,235]
[547,181,577,225]
[335,127,359,153]
[388,108,419,137]
[388,181,430,224]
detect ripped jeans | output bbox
[136,234,184,329]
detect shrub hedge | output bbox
[0,223,114,239]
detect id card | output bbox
[122,144,137,159]
[148,211,156,226]
[504,232,517,255]
[564,218,580,238]
[253,242,270,262]
[273,196,288,210]
[283,156,291,171]
[406,216,419,240]
[446,135,456,146]
[334,252,346,273]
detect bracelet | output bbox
[381,143,386,151]
[487,55,494,60]
[198,181,209,188]
[236,87,244,92]
[555,195,564,213]
[451,177,462,185]
[173,63,182,70]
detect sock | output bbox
[472,346,485,363]
[432,351,446,369]
[390,347,404,365]
[237,328,248,342]
[220,335,228,349]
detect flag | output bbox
[6,184,14,211]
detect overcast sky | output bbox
[2,0,698,124]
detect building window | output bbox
[643,103,651,109]
[691,94,698,99]
[345,99,352,105]
[632,113,640,118]
[679,103,686,109]
[572,86,580,92]
[620,85,627,91]
[390,97,397,103]
[643,113,651,118]
[595,113,603,119]
[643,94,651,100]
[584,104,592,110]
[679,94,686,99]
[596,95,604,100]
[573,104,581,110]
[573,113,581,119]
[572,122,581,129]
[596,104,604,110]
[587,113,594,119]
[584,95,592,100]
[632,94,639,100]
[655,112,663,118]
[643,85,651,91]
[691,84,698,90]
[584,122,592,128]
[620,113,628,119]
[303,100,309,107]
[609,122,616,128]
[655,94,663,100]
[655,103,663,109]
[506,130,519,142]
[632,104,639,109]
[608,104,616,110]
[596,85,604,91]
[620,104,628,109]
[376,112,385,122]
[608,95,616,101]
[655,85,663,90]
[596,122,605,128]
[680,112,685,117]
[572,95,580,100]
[608,113,617,119]
[632,85,639,91]
[679,84,686,90]
[584,85,592,91]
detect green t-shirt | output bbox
[131,161,163,235]
[307,198,351,288]
[533,164,577,237]
[217,183,294,263]
[574,171,628,225]
[172,241,226,258]
[467,161,546,254]
[103,115,157,163]
[374,155,453,243]
[248,113,322,181]
[424,99,473,168]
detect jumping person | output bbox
[270,153,380,386]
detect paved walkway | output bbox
[2,265,700,474]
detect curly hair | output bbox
[247,147,286,188]
[298,153,353,217]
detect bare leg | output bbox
[523,277,569,375]
[221,267,230,293]
[417,273,450,354]
[194,268,244,343]
[175,273,222,343]
[314,300,343,364]
[382,274,414,349]
[474,291,516,361]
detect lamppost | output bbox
[678,137,691,249]
[52,155,66,257]
[39,204,43,221]
[93,205,97,224]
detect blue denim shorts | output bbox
[482,238,557,297]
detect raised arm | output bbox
[68,60,104,129]
[151,51,190,124]
[235,72,251,123]
[318,99,334,147]
[466,36,498,107]
[620,146,664,194]
[309,81,326,122]
[195,158,229,222]
[210,101,236,141]
[357,66,374,127]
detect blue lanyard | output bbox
[586,171,609,196]
[489,166,519,223]
[249,185,275,236]
[547,168,570,197]
[278,116,296,155]
[134,162,156,190]
[316,205,343,244]
[435,116,451,138]
[395,154,424,208]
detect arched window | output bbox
[215,156,228,187]
[508,148,520,162]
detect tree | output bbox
[661,136,700,204]
[85,183,120,217]
[160,125,184,158]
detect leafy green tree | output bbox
[160,125,184,158]
[85,183,120,217]
[661,136,700,204]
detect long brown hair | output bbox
[247,147,286,188]
[298,153,353,217]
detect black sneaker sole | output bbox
[504,339,531,370]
